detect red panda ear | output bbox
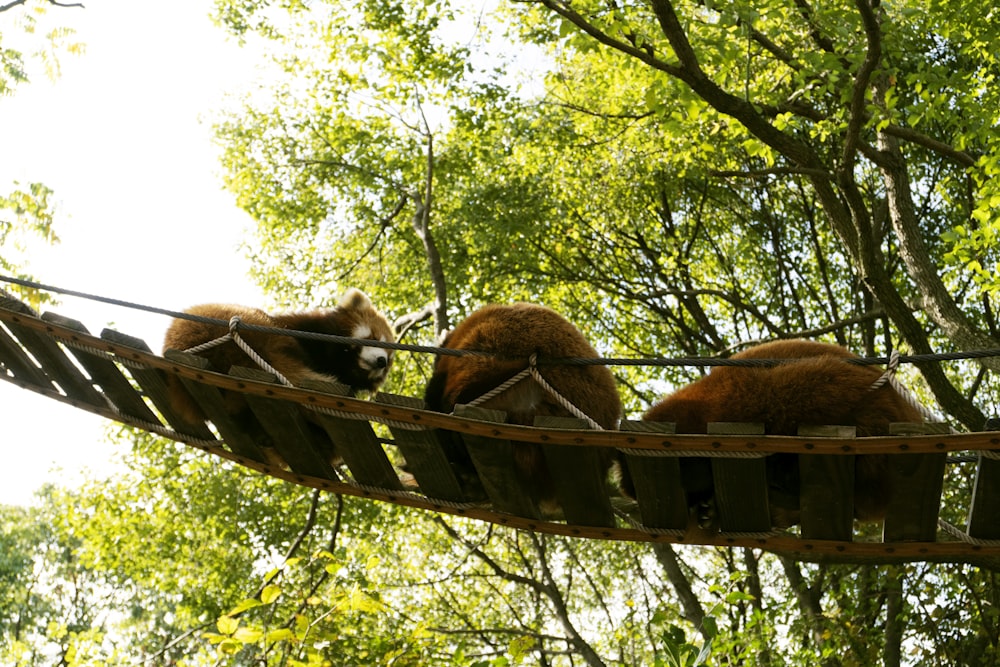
[338,288,372,310]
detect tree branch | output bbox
[411,92,450,336]
[527,533,608,667]
[1,0,84,11]
[651,544,711,642]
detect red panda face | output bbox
[281,288,395,394]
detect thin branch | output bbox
[651,544,711,642]
[393,304,435,342]
[1,0,84,11]
[841,0,883,174]
[334,196,407,281]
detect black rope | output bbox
[4,274,1000,368]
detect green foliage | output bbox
[0,181,59,307]
[10,0,1000,663]
[0,0,84,94]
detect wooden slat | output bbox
[0,320,52,388]
[620,420,688,531]
[163,350,269,462]
[299,379,403,491]
[376,393,469,502]
[882,422,948,542]
[798,425,856,541]
[710,422,771,533]
[535,416,615,528]
[41,312,159,424]
[229,366,340,480]
[0,298,102,402]
[968,418,1000,539]
[968,457,1000,540]
[0,298,55,389]
[102,329,216,440]
[454,404,542,519]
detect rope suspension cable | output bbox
[5,274,1000,371]
[9,274,1000,556]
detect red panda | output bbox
[634,339,924,528]
[162,288,394,425]
[423,303,622,515]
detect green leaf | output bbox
[261,584,282,604]
[217,616,240,636]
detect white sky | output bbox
[1,2,266,505]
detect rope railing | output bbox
[7,287,1000,560]
[5,274,1000,371]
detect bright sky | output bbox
[0,2,266,505]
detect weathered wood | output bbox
[102,329,216,440]
[967,419,1000,540]
[534,416,615,528]
[41,312,160,424]
[709,422,771,533]
[620,420,689,531]
[883,423,948,542]
[968,457,1000,540]
[376,393,468,502]
[454,404,542,519]
[299,379,403,491]
[0,298,102,402]
[0,298,56,389]
[229,366,340,480]
[798,425,856,542]
[163,350,269,462]
[0,319,52,388]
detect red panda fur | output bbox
[639,339,924,527]
[424,303,622,514]
[162,288,394,426]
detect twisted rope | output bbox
[613,508,686,537]
[183,316,295,387]
[617,447,768,459]
[5,275,1000,369]
[348,480,486,511]
[465,368,533,408]
[869,349,953,427]
[937,519,1000,547]
[309,404,427,431]
[465,354,604,430]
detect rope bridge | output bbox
[3,279,1000,565]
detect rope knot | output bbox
[228,315,242,337]
[869,349,899,391]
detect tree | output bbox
[1,0,82,305]
[6,0,1000,664]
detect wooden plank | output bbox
[376,393,468,502]
[534,416,615,528]
[967,417,1000,540]
[163,350,269,463]
[619,420,688,531]
[0,320,52,388]
[709,422,771,533]
[454,404,542,519]
[798,425,856,541]
[40,312,159,424]
[102,329,216,440]
[883,422,948,542]
[0,298,54,389]
[229,366,340,480]
[1,297,101,401]
[299,379,403,491]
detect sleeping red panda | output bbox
[423,303,622,515]
[162,288,394,425]
[632,339,924,528]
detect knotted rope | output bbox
[465,354,604,430]
[869,349,952,428]
[183,316,294,388]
